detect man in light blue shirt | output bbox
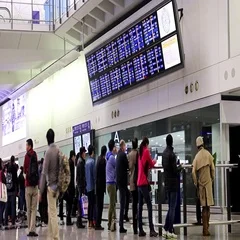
[85,145,95,228]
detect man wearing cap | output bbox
[192,136,215,236]
[76,146,87,229]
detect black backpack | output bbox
[27,152,39,186]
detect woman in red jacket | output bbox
[137,137,158,237]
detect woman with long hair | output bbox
[137,137,158,237]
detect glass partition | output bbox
[96,104,222,206]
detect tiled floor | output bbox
[1,210,240,239]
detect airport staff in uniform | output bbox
[192,136,215,237]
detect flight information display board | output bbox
[86,0,184,103]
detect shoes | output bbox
[67,222,74,226]
[95,226,104,230]
[119,228,127,233]
[59,220,65,226]
[162,229,168,238]
[27,232,38,237]
[139,230,147,237]
[134,231,138,235]
[150,230,158,237]
[166,232,177,239]
[76,217,85,229]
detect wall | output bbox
[2,0,240,158]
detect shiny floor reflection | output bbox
[1,210,240,239]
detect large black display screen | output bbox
[86,0,184,103]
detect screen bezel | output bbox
[85,0,184,104]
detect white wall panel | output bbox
[229,0,240,57]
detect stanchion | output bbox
[174,174,181,234]
[182,169,187,236]
[158,170,162,236]
[226,168,232,233]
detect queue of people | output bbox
[0,133,215,240]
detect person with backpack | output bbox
[128,138,138,235]
[40,129,60,240]
[24,139,39,237]
[5,156,18,229]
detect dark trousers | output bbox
[196,190,201,223]
[87,190,95,222]
[59,193,73,221]
[0,202,5,225]
[119,187,127,228]
[164,191,178,233]
[96,191,104,227]
[5,193,16,225]
[39,188,48,224]
[125,189,129,218]
[138,186,154,231]
[19,188,26,212]
[131,190,138,232]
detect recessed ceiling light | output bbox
[156,142,158,145]
[177,135,180,137]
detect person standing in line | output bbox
[106,139,117,232]
[38,157,48,227]
[40,129,60,240]
[66,150,76,226]
[85,145,96,228]
[24,139,39,237]
[58,150,76,226]
[137,137,158,238]
[128,138,139,235]
[5,156,18,229]
[18,166,26,213]
[76,147,87,229]
[116,140,129,233]
[162,134,181,239]
[0,158,6,229]
[192,137,215,236]
[95,145,107,230]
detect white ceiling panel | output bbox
[18,33,41,50]
[0,32,21,49]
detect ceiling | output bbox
[0,0,145,104]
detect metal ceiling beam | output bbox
[109,0,125,8]
[89,7,105,23]
[67,28,82,41]
[98,0,115,15]
[73,22,89,36]
[83,15,97,30]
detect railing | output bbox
[0,0,88,31]
[155,164,238,236]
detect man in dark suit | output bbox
[116,140,129,233]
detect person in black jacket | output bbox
[76,147,87,229]
[18,166,26,212]
[5,156,18,228]
[95,145,107,230]
[162,135,181,239]
[116,140,129,233]
[0,158,6,228]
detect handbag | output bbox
[80,195,88,217]
[0,171,7,203]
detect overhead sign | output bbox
[72,121,91,137]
